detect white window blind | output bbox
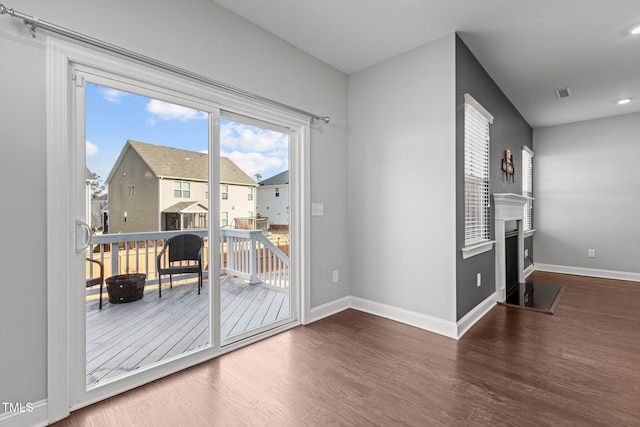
[464,94,493,246]
[522,146,534,231]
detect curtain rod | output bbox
[0,3,331,124]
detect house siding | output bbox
[108,146,160,233]
[160,178,209,230]
[221,183,256,228]
[257,185,289,226]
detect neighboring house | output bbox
[106,140,256,233]
[219,156,258,230]
[85,167,97,228]
[90,193,108,232]
[257,170,289,230]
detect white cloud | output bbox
[220,121,288,153]
[86,140,98,157]
[146,99,207,122]
[221,150,287,179]
[99,87,127,103]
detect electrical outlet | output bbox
[588,249,596,258]
[476,273,482,287]
[332,270,339,283]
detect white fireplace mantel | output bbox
[493,193,531,302]
[494,193,530,220]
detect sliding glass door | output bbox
[218,112,294,345]
[55,41,305,413]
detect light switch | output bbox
[312,203,324,216]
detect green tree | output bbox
[90,173,106,198]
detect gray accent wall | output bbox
[455,36,533,320]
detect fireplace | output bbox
[494,193,564,312]
[493,193,530,302]
[505,230,519,301]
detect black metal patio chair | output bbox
[86,257,104,309]
[156,234,204,297]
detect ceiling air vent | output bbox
[555,87,571,99]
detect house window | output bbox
[205,183,209,200]
[221,184,228,200]
[128,185,135,197]
[221,212,228,227]
[174,181,190,198]
[198,213,208,229]
[275,187,280,197]
[248,211,253,218]
[248,187,254,201]
[522,146,534,232]
[464,94,493,247]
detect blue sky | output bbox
[85,83,288,188]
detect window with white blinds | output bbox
[464,94,493,247]
[522,146,534,231]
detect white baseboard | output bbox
[309,294,499,340]
[349,297,458,339]
[534,263,640,282]
[524,263,535,278]
[0,400,47,427]
[456,293,497,339]
[308,296,351,323]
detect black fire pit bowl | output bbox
[105,273,146,304]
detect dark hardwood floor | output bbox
[52,271,640,426]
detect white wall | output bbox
[0,0,348,412]
[0,19,48,414]
[533,112,640,276]
[348,34,457,322]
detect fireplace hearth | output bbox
[504,281,562,313]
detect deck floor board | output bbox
[86,276,289,386]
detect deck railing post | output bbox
[111,244,119,277]
[248,230,261,284]
[227,236,235,273]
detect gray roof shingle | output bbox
[162,201,208,213]
[127,140,255,185]
[258,170,289,186]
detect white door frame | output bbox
[46,38,310,423]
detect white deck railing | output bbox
[87,229,289,289]
[220,229,289,289]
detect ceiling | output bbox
[211,0,640,128]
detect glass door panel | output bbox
[219,113,293,344]
[84,81,211,388]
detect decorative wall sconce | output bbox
[124,211,128,222]
[502,149,515,182]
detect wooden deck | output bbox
[86,276,289,386]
